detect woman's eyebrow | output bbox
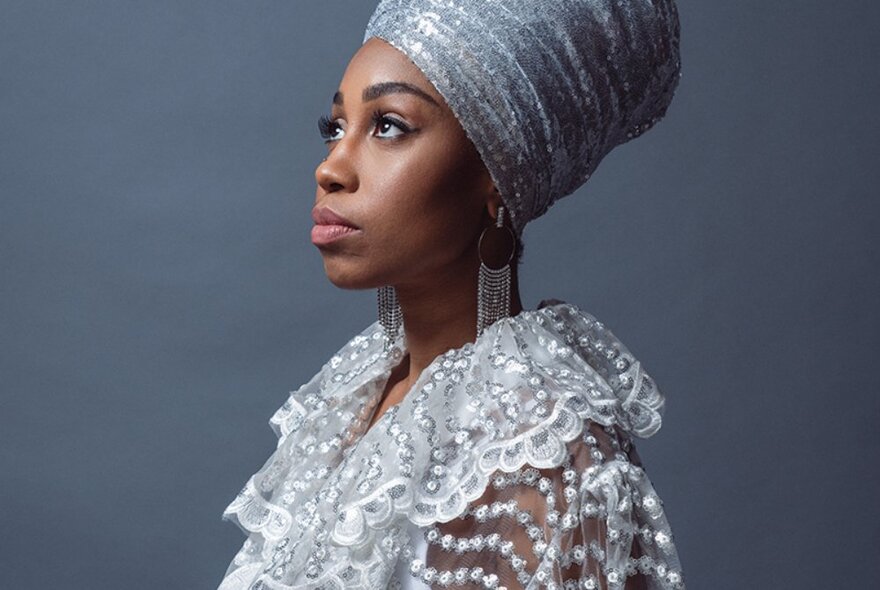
[332,81,440,109]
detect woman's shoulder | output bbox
[454,298,668,441]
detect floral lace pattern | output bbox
[218,300,685,589]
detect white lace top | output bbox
[218,300,686,589]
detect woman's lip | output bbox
[311,224,361,246]
[311,206,359,228]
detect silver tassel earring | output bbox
[377,285,403,352]
[477,204,515,338]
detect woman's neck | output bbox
[395,274,522,385]
[366,258,523,431]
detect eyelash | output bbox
[317,109,411,143]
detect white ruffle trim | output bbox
[219,301,671,589]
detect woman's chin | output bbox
[321,263,376,291]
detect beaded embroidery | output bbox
[219,301,685,589]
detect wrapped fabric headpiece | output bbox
[363,0,682,238]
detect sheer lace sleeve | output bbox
[412,420,685,590]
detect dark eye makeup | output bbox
[317,109,413,143]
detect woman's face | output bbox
[313,37,497,291]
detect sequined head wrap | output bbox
[363,0,682,238]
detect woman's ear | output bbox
[485,186,503,221]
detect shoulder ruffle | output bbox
[332,301,665,533]
[219,300,668,589]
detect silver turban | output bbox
[362,0,682,238]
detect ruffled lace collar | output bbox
[220,299,666,589]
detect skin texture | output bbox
[314,37,524,426]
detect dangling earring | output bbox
[477,204,516,338]
[377,285,403,352]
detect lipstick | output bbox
[311,206,361,246]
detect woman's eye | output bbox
[317,115,343,142]
[373,115,407,139]
[317,112,411,144]
[370,110,412,140]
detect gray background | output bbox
[1,1,877,588]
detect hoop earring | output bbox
[477,204,516,338]
[377,285,403,352]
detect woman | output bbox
[219,1,685,589]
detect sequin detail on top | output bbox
[362,0,682,238]
[218,301,685,589]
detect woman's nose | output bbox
[315,149,357,194]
